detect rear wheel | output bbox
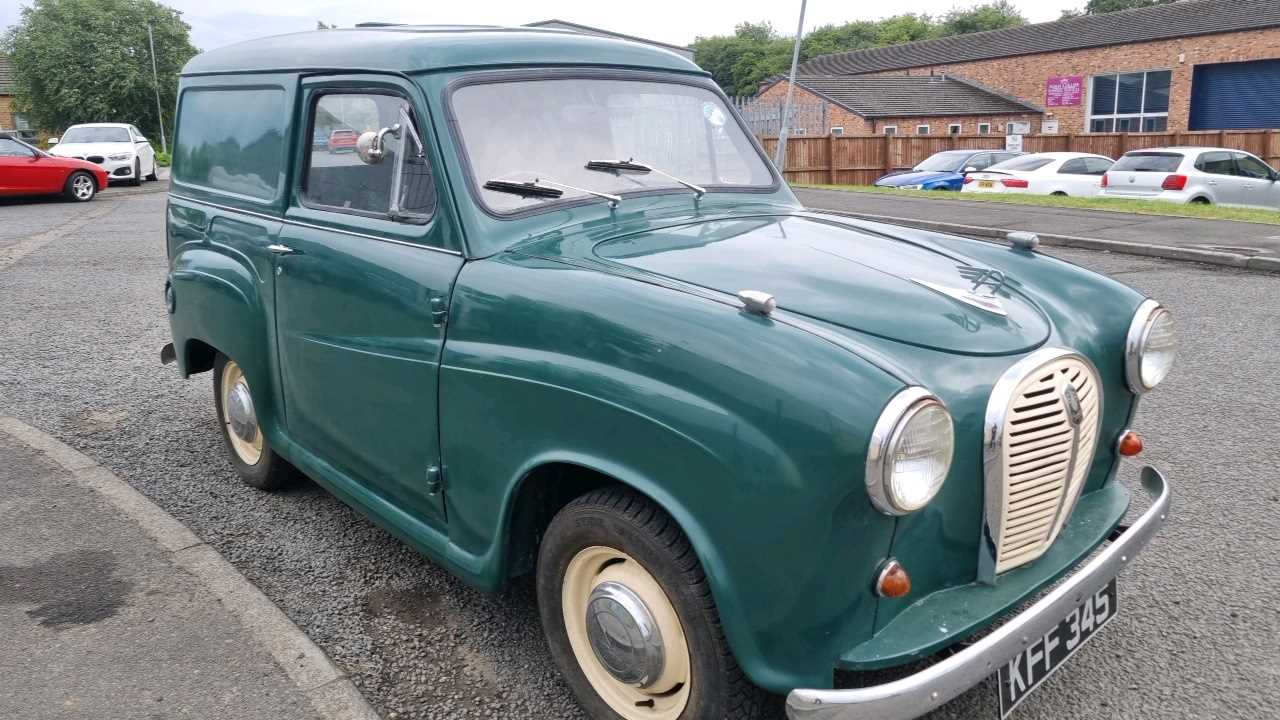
[212,354,296,491]
[63,171,96,202]
[1050,191,1068,196]
[1190,196,1211,205]
[537,488,774,720]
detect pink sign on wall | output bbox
[1046,76,1084,107]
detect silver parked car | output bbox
[1100,147,1280,209]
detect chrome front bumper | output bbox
[786,466,1171,720]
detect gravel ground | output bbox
[1,191,1277,719]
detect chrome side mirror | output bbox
[47,137,59,145]
[356,124,401,165]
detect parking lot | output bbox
[1,190,1277,719]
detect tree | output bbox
[691,22,794,96]
[1,0,198,140]
[935,1,1027,37]
[1083,0,1178,12]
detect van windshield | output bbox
[450,78,774,214]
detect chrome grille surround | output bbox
[978,347,1102,584]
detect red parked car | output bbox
[0,134,110,202]
[327,128,359,153]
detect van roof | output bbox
[182,26,704,77]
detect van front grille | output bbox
[986,352,1100,575]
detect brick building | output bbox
[755,74,1042,136]
[771,0,1280,135]
[0,56,16,132]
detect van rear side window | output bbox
[174,88,286,201]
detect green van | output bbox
[162,26,1173,720]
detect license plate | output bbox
[997,578,1118,717]
[978,180,995,188]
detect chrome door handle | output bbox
[267,244,296,255]
[1207,181,1217,186]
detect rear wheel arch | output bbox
[1190,195,1212,205]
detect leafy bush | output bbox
[155,151,171,167]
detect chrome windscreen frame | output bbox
[977,347,1102,586]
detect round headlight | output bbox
[1125,300,1176,393]
[866,388,955,515]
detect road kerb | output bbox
[811,208,1273,273]
[0,416,382,720]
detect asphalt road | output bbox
[1,191,1277,719]
[794,186,1280,256]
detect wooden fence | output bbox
[758,130,1280,186]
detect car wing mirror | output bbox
[356,125,398,165]
[47,137,59,145]
[963,166,978,173]
[136,137,148,143]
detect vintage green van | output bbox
[162,25,1174,720]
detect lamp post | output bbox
[146,21,167,154]
[773,0,807,173]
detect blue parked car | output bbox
[875,149,1024,190]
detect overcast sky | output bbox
[0,0,1081,52]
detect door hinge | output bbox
[425,465,444,494]
[430,295,448,327]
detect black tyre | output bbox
[537,487,775,720]
[63,171,97,202]
[1191,196,1211,205]
[212,353,296,491]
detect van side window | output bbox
[302,92,437,221]
[174,88,287,201]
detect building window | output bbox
[948,123,962,135]
[830,126,844,136]
[791,127,807,136]
[883,125,897,136]
[1089,70,1171,132]
[978,122,991,135]
[916,124,931,135]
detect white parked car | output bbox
[47,123,158,186]
[962,152,1114,197]
[1100,147,1280,208]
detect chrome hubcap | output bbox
[226,381,258,443]
[585,581,665,688]
[73,177,92,198]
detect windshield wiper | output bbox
[483,178,620,208]
[585,158,706,198]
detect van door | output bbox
[273,75,463,527]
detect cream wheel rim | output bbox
[220,360,263,466]
[562,546,691,720]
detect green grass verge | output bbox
[797,183,1280,225]
[154,151,171,167]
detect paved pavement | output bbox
[795,187,1280,270]
[1,191,1278,719]
[0,424,327,720]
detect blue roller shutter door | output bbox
[1190,59,1280,130]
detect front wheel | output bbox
[212,354,296,491]
[537,488,774,720]
[63,171,96,202]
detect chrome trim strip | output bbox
[166,193,464,256]
[865,387,951,516]
[1124,299,1164,394]
[785,465,1171,720]
[977,347,1101,585]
